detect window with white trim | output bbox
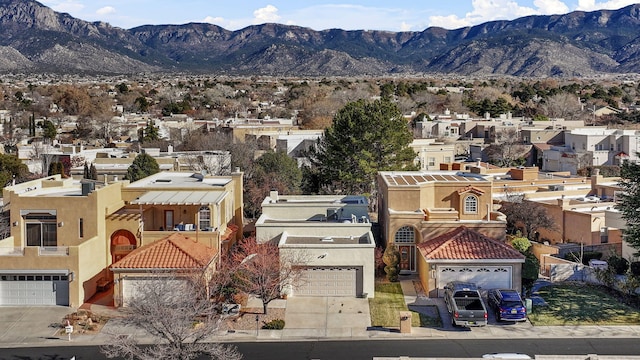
[464,195,478,214]
[198,206,210,231]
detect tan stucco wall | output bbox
[279,237,376,298]
[2,178,125,306]
[256,220,372,244]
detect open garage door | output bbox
[294,267,357,297]
[436,265,512,297]
[0,272,69,306]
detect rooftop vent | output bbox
[155,179,172,183]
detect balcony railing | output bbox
[113,245,136,252]
[38,246,69,256]
[0,247,24,256]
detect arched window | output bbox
[394,226,415,243]
[464,195,478,214]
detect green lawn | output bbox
[528,283,640,326]
[368,281,441,328]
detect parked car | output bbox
[487,289,527,322]
[444,281,488,327]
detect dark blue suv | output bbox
[487,289,527,322]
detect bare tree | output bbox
[181,153,232,176]
[101,273,241,360]
[485,128,528,167]
[539,92,581,120]
[499,190,556,240]
[29,142,56,176]
[220,237,307,315]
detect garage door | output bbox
[436,265,512,297]
[294,267,357,297]
[0,273,69,306]
[121,277,186,307]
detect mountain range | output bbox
[1,0,640,77]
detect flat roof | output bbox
[127,172,231,189]
[283,235,371,245]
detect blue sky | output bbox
[39,0,640,31]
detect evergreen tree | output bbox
[89,163,97,180]
[83,162,90,179]
[0,153,29,186]
[40,120,57,143]
[305,99,417,194]
[617,158,640,255]
[142,121,160,143]
[126,153,160,182]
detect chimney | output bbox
[557,194,568,209]
[269,190,279,203]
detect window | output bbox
[600,227,609,243]
[428,157,436,167]
[24,212,57,247]
[198,206,210,230]
[444,156,451,163]
[464,195,478,214]
[394,226,415,243]
[79,218,84,238]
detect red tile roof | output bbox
[417,226,524,261]
[110,233,217,270]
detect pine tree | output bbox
[617,159,640,256]
[305,99,417,194]
[83,162,90,179]
[126,153,160,182]
[89,163,97,180]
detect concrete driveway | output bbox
[0,306,74,345]
[282,297,371,338]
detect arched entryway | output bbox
[394,225,417,273]
[110,229,137,264]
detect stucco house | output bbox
[110,233,217,307]
[416,226,525,297]
[255,191,375,298]
[0,171,243,307]
[376,170,525,298]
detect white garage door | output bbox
[436,265,512,297]
[0,273,69,306]
[294,267,356,297]
[121,277,186,307]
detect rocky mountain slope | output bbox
[1,0,639,77]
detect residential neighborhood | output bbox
[2,74,640,359]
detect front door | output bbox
[398,245,415,272]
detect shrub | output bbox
[510,236,531,253]
[382,243,400,282]
[261,319,285,329]
[630,261,640,276]
[608,256,629,275]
